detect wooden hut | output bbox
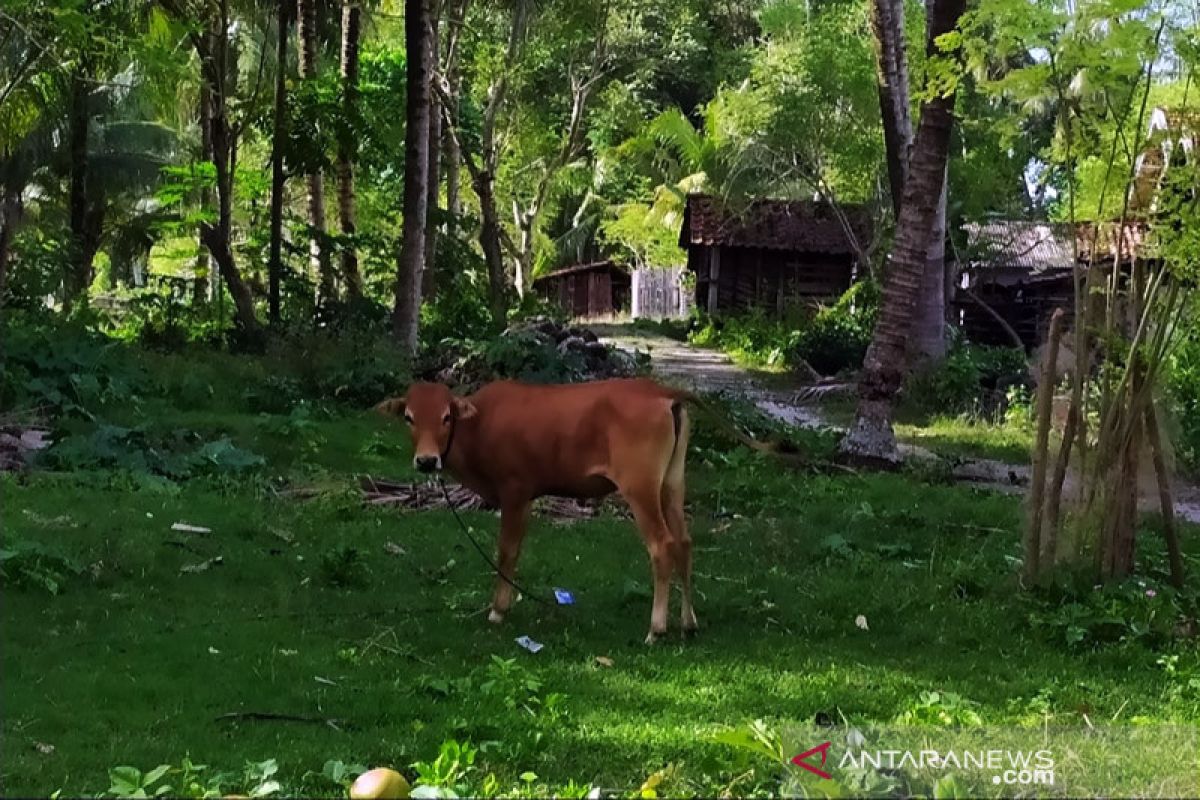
[679,195,872,315]
[532,261,631,319]
[956,221,1145,349]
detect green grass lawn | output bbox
[4,403,1199,798]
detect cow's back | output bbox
[460,379,680,499]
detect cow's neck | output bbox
[443,414,481,482]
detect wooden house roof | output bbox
[963,220,1149,274]
[679,195,871,255]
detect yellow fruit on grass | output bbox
[349,768,411,800]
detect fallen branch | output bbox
[215,711,344,730]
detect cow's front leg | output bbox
[488,499,531,623]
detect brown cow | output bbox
[376,378,695,643]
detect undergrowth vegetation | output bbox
[3,308,1200,797]
[689,282,880,376]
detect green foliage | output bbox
[896,691,984,727]
[105,757,279,799]
[0,539,82,595]
[794,281,880,376]
[906,343,1028,418]
[45,425,264,481]
[2,312,143,418]
[1028,579,1189,650]
[317,545,371,589]
[1168,312,1200,475]
[689,281,879,375]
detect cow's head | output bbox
[375,382,477,473]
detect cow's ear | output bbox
[453,396,478,419]
[374,396,407,417]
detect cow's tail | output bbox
[666,400,690,488]
[669,390,779,455]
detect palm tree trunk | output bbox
[268,0,291,325]
[841,0,965,464]
[64,63,91,308]
[870,0,946,365]
[337,0,363,300]
[912,171,948,362]
[393,0,433,352]
[297,0,333,303]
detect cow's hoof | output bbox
[487,608,506,624]
[682,625,699,640]
[644,629,665,645]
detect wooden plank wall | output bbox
[632,267,688,319]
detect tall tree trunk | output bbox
[297,0,333,303]
[64,63,91,308]
[870,0,946,365]
[195,65,213,304]
[160,0,259,333]
[422,3,442,299]
[476,171,508,325]
[267,0,291,325]
[393,0,433,352]
[840,0,965,464]
[337,0,363,300]
[870,0,910,216]
[198,0,260,335]
[441,0,468,222]
[912,170,948,362]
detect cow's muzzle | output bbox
[414,455,442,473]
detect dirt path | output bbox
[599,325,1200,524]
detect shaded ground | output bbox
[599,324,1200,524]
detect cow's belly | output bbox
[537,474,617,500]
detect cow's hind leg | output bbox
[489,499,531,623]
[621,483,675,644]
[663,405,696,635]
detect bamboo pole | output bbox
[1145,402,1185,589]
[1026,308,1066,584]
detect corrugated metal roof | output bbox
[679,195,871,255]
[963,220,1147,271]
[962,221,1075,271]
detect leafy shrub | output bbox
[105,757,280,798]
[896,690,983,726]
[793,280,878,375]
[688,281,879,375]
[1028,578,1187,650]
[107,285,229,350]
[1168,317,1200,475]
[318,545,371,588]
[0,539,83,595]
[262,329,411,408]
[906,343,1028,418]
[44,425,264,480]
[691,308,793,369]
[1,311,143,418]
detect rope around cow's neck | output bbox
[435,476,557,609]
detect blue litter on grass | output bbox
[554,588,575,605]
[515,635,544,653]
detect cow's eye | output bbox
[442,413,452,426]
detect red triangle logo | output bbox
[791,741,833,779]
